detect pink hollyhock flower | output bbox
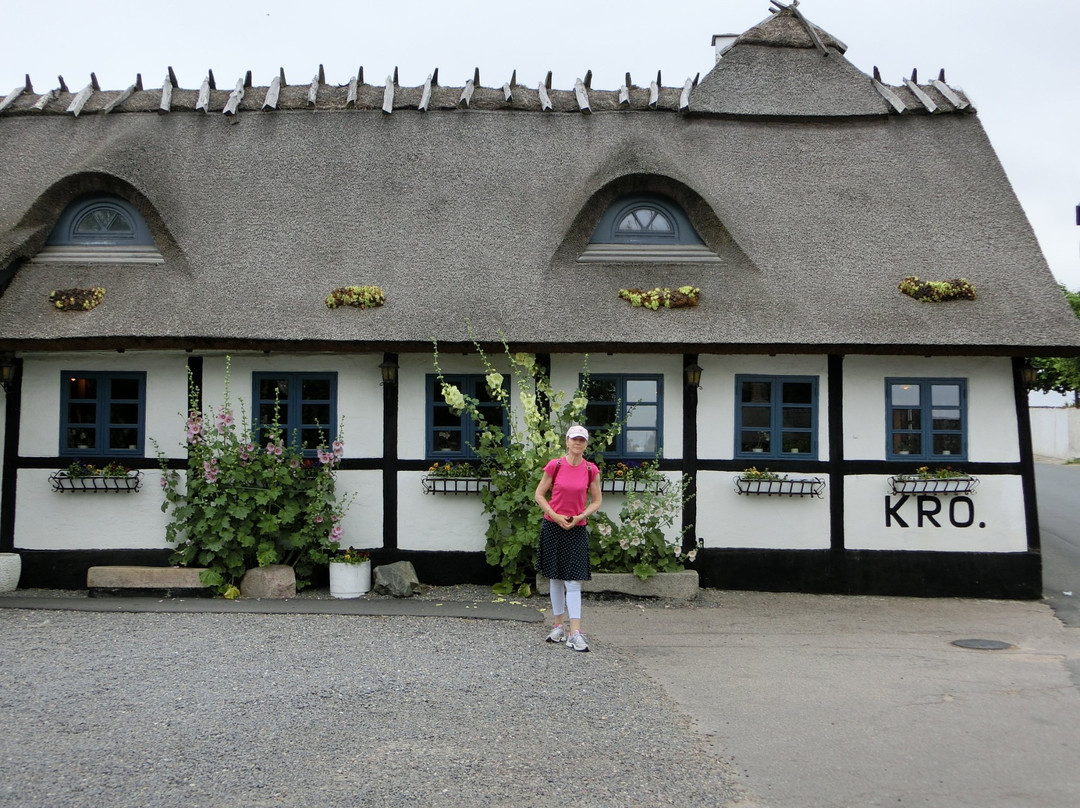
[318,449,333,465]
[314,515,323,524]
[332,440,344,458]
[329,524,344,543]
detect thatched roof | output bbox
[0,5,1077,356]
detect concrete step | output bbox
[536,570,699,601]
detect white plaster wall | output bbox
[842,356,1019,463]
[694,469,831,549]
[15,468,173,550]
[1029,407,1080,460]
[397,471,488,551]
[198,353,384,459]
[697,355,830,461]
[844,475,1027,552]
[20,352,189,458]
[332,470,382,551]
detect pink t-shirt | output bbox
[543,457,598,523]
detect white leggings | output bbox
[549,579,582,621]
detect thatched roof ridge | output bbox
[0,5,970,121]
[735,5,848,52]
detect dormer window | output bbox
[579,193,720,263]
[34,195,164,264]
[614,203,676,240]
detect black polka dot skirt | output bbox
[537,520,592,582]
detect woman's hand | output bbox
[552,512,575,530]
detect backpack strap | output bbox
[551,458,598,487]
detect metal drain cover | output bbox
[951,638,1014,651]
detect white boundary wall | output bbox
[1029,407,1080,460]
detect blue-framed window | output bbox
[46,195,155,246]
[886,379,966,461]
[60,371,146,457]
[735,375,818,459]
[426,375,508,460]
[582,374,663,458]
[252,373,337,455]
[590,194,704,245]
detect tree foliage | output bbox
[1027,285,1080,406]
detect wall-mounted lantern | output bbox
[379,357,399,386]
[0,354,16,393]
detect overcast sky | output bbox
[4,0,1078,291]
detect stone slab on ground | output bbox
[536,570,699,601]
[87,565,211,597]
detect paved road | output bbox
[1037,462,1080,626]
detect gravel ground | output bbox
[0,588,739,808]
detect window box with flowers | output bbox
[421,462,492,495]
[889,466,978,495]
[601,461,669,495]
[50,460,142,492]
[734,468,825,498]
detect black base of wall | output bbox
[18,549,174,589]
[696,547,1042,600]
[15,547,1040,599]
[16,549,502,591]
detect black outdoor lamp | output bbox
[685,363,703,389]
[0,354,16,393]
[1020,361,1039,386]
[379,357,399,386]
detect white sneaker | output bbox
[546,624,567,644]
[566,631,590,652]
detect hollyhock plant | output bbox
[433,326,696,591]
[156,357,353,595]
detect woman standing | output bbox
[534,424,603,652]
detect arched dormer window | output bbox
[579,193,719,263]
[34,195,163,264]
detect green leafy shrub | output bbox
[433,335,616,597]
[157,359,352,594]
[589,477,695,580]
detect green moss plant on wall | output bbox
[898,276,976,302]
[50,287,105,311]
[325,285,386,309]
[618,286,700,310]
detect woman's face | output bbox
[565,436,587,456]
